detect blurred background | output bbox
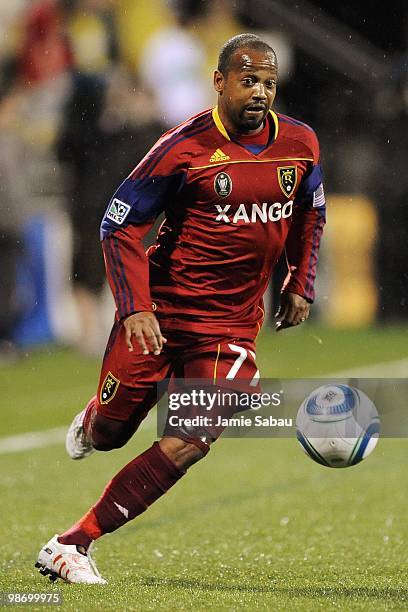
[1,7,407,603]
[0,0,407,361]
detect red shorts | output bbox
[96,321,259,426]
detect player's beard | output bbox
[238,106,268,132]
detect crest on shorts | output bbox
[214,172,232,197]
[277,166,297,198]
[100,371,120,404]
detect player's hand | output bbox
[123,312,167,355]
[275,292,310,332]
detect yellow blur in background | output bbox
[323,195,377,327]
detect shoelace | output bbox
[67,553,93,571]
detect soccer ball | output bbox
[296,384,380,468]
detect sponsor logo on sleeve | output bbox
[106,198,131,225]
[100,371,120,404]
[277,166,297,198]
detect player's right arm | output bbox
[100,128,191,353]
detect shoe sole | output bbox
[34,561,61,583]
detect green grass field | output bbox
[1,325,407,611]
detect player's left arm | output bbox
[277,132,326,331]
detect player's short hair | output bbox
[218,33,276,75]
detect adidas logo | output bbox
[209,148,230,162]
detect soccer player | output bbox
[36,33,326,584]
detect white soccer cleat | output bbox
[65,409,95,460]
[35,535,107,584]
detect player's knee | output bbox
[92,439,116,452]
[91,416,131,452]
[92,434,127,452]
[159,436,209,470]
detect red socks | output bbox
[93,441,185,533]
[58,509,101,549]
[58,442,185,549]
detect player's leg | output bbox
[57,436,206,546]
[37,436,208,584]
[37,330,209,584]
[37,335,256,584]
[66,321,167,459]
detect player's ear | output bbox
[213,70,225,94]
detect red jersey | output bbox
[101,107,326,340]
